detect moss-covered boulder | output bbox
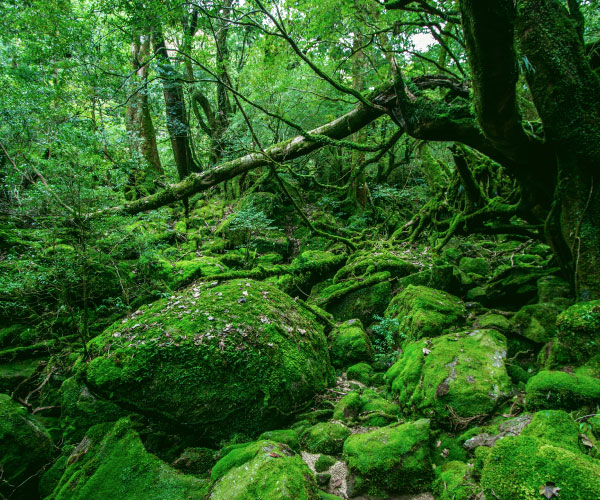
[397,265,461,294]
[332,251,417,283]
[483,265,552,308]
[0,394,54,499]
[333,388,399,427]
[343,419,432,496]
[459,257,490,276]
[476,312,511,331]
[480,432,600,500]
[525,370,600,410]
[556,299,600,362]
[537,275,571,304]
[171,447,216,475]
[511,302,561,344]
[346,362,373,385]
[328,319,373,368]
[258,429,300,452]
[59,376,126,443]
[385,285,466,343]
[209,440,319,499]
[83,280,333,442]
[386,330,512,421]
[49,418,208,500]
[300,422,351,455]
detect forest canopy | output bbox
[1,0,600,499]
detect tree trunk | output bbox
[125,34,163,198]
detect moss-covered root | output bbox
[343,419,432,496]
[209,440,320,500]
[0,394,54,500]
[48,418,209,500]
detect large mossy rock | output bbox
[333,388,399,427]
[480,411,600,499]
[386,330,512,421]
[83,279,333,441]
[328,319,373,368]
[511,302,562,344]
[49,418,208,500]
[0,394,54,499]
[525,370,600,410]
[556,299,600,362]
[209,440,320,499]
[343,419,432,496]
[384,285,466,343]
[299,422,351,455]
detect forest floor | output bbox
[1,191,599,500]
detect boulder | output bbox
[556,299,600,362]
[385,330,512,421]
[300,422,351,455]
[343,419,432,495]
[83,279,333,441]
[385,285,466,343]
[511,302,562,344]
[49,418,208,500]
[525,370,600,410]
[210,440,319,499]
[328,319,373,368]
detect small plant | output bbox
[229,203,276,266]
[371,314,403,365]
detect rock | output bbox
[59,376,125,443]
[83,280,333,442]
[385,285,466,343]
[346,362,373,385]
[49,418,208,500]
[385,330,512,422]
[476,312,511,331]
[432,461,478,500]
[333,388,399,427]
[397,265,461,294]
[343,419,432,495]
[171,447,216,475]
[0,394,53,499]
[332,251,417,283]
[463,414,533,450]
[459,257,490,276]
[329,319,374,368]
[556,299,600,362]
[525,370,600,410]
[258,429,300,452]
[300,422,351,455]
[483,265,552,308]
[537,275,572,304]
[210,440,319,499]
[511,302,561,344]
[314,454,336,472]
[480,415,600,500]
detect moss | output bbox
[346,362,373,385]
[459,257,490,276]
[332,391,362,421]
[171,447,216,475]
[397,265,461,294]
[525,370,600,410]
[537,275,572,303]
[38,453,69,500]
[83,279,333,442]
[312,273,393,326]
[314,454,337,473]
[506,363,531,384]
[431,432,468,466]
[328,319,373,368]
[385,330,512,421]
[0,394,54,499]
[472,446,491,476]
[332,251,416,283]
[49,418,209,500]
[59,376,126,444]
[556,299,600,362]
[343,419,432,495]
[476,313,511,331]
[483,266,552,308]
[432,461,479,500]
[209,440,319,499]
[295,409,333,425]
[300,422,351,455]
[385,285,466,343]
[258,429,300,451]
[480,435,600,500]
[0,359,40,394]
[512,302,561,344]
[521,410,580,452]
[359,389,400,427]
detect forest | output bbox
[1,0,600,498]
